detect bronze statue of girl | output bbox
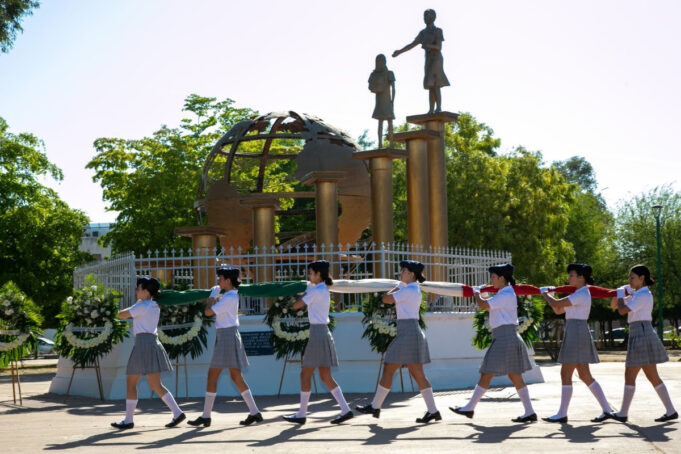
[393,9,450,114]
[368,54,395,148]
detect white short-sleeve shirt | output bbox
[128,299,160,335]
[625,286,653,323]
[302,282,330,324]
[565,285,591,320]
[487,285,518,329]
[392,282,422,320]
[212,289,239,328]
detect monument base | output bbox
[49,313,543,399]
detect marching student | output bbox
[356,260,441,423]
[283,260,353,425]
[450,264,537,423]
[111,277,185,430]
[608,264,677,423]
[187,267,262,427]
[540,263,613,423]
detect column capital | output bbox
[392,130,440,143]
[353,148,408,161]
[406,111,460,126]
[301,171,347,185]
[239,196,281,210]
[174,226,226,238]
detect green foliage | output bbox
[472,295,543,350]
[0,0,39,53]
[53,277,128,367]
[360,292,426,354]
[263,294,336,360]
[87,95,258,255]
[158,301,212,360]
[553,156,598,193]
[0,281,42,367]
[0,117,90,326]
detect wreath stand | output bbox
[173,354,189,398]
[66,357,104,401]
[7,359,23,405]
[375,353,415,393]
[277,353,318,398]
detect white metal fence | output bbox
[75,243,511,314]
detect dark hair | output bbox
[488,264,516,286]
[136,277,161,299]
[217,267,241,288]
[630,264,655,286]
[400,260,426,283]
[567,263,594,285]
[424,8,436,20]
[308,260,333,286]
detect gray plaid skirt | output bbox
[302,324,339,368]
[480,324,532,376]
[384,319,431,365]
[558,319,600,364]
[209,326,250,370]
[126,333,173,375]
[626,321,669,367]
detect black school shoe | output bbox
[607,412,628,423]
[591,413,612,423]
[187,416,211,427]
[416,411,442,423]
[282,414,306,425]
[111,421,134,430]
[542,416,568,423]
[512,413,537,423]
[330,411,354,424]
[165,413,186,428]
[655,412,678,422]
[449,406,474,419]
[240,412,263,426]
[355,404,380,418]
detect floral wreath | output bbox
[472,294,543,350]
[158,301,212,360]
[361,291,427,354]
[54,277,128,367]
[0,282,42,366]
[264,292,336,360]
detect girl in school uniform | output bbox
[283,260,353,425]
[609,264,677,423]
[451,264,537,423]
[356,260,441,423]
[540,263,613,423]
[187,267,262,427]
[111,277,185,430]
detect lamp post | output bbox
[652,204,663,340]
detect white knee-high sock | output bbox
[655,383,676,416]
[551,385,572,419]
[161,392,183,418]
[295,391,311,418]
[330,386,351,414]
[517,386,535,417]
[241,389,260,415]
[202,392,217,418]
[124,399,137,423]
[588,381,612,413]
[460,385,487,412]
[420,387,438,413]
[371,385,390,409]
[617,385,635,417]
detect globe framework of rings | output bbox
[196,111,371,251]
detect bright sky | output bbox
[1,0,679,223]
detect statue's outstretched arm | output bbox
[392,38,419,58]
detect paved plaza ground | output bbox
[1,355,680,453]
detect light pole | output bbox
[652,204,663,340]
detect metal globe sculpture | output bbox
[196,111,371,251]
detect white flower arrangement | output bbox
[157,316,203,345]
[0,332,30,352]
[371,317,397,337]
[63,322,113,349]
[517,316,534,334]
[272,321,311,341]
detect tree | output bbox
[553,156,598,193]
[0,0,39,53]
[87,95,260,255]
[0,117,90,326]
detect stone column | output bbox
[240,197,280,283]
[393,130,440,250]
[174,226,225,289]
[354,148,407,278]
